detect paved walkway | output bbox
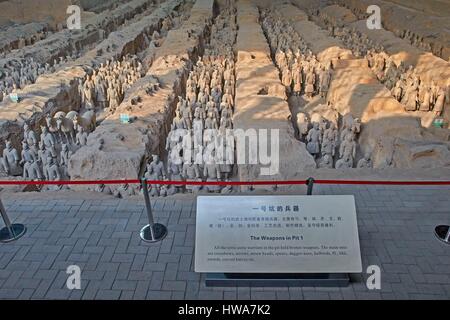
[0,185,449,300]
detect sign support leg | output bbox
[306,177,315,195]
[0,196,26,243]
[139,178,168,243]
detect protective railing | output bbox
[1,179,450,186]
[1,178,449,244]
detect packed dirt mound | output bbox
[235,0,316,184]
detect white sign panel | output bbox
[195,195,362,273]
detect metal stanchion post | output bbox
[139,178,168,243]
[434,225,450,245]
[0,196,26,243]
[306,177,315,196]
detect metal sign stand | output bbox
[205,273,349,287]
[434,225,450,245]
[0,196,26,243]
[306,177,315,195]
[139,178,168,243]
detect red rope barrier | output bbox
[0,180,141,186]
[313,180,450,186]
[0,179,449,186]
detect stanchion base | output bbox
[434,225,450,244]
[140,223,168,243]
[0,224,26,243]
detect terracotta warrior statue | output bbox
[321,123,337,158]
[37,141,51,180]
[76,126,88,146]
[318,154,334,169]
[203,152,221,193]
[40,125,57,157]
[145,154,166,196]
[21,141,42,180]
[418,84,432,112]
[304,67,316,98]
[1,140,21,176]
[171,109,186,130]
[60,143,72,177]
[433,86,446,117]
[44,155,61,181]
[23,123,38,152]
[182,155,201,194]
[402,80,419,111]
[167,148,183,193]
[319,66,332,98]
[146,154,166,181]
[357,152,373,168]
[114,183,136,198]
[339,134,357,165]
[335,154,353,169]
[306,122,321,158]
